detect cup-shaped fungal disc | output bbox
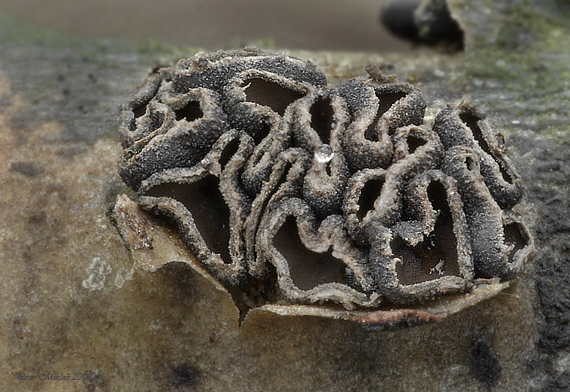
[117,49,534,328]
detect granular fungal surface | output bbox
[118,48,533,314]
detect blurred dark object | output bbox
[380,0,464,50]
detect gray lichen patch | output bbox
[118,49,534,319]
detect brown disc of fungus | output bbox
[116,49,534,329]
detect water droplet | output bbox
[315,144,334,163]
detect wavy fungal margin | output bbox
[117,49,534,325]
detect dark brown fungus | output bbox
[224,69,313,143]
[337,78,394,171]
[118,49,534,325]
[434,103,523,208]
[337,76,425,172]
[441,146,531,280]
[242,76,305,116]
[136,130,254,285]
[371,170,473,304]
[119,87,228,190]
[289,90,351,218]
[120,73,163,141]
[257,197,379,309]
[170,48,327,95]
[356,177,385,222]
[246,147,312,278]
[309,95,334,145]
[343,168,395,244]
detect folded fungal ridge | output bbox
[119,49,533,309]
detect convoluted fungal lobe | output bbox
[118,49,534,312]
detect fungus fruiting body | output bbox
[118,49,533,315]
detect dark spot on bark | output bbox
[469,333,502,390]
[172,364,200,387]
[10,161,43,177]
